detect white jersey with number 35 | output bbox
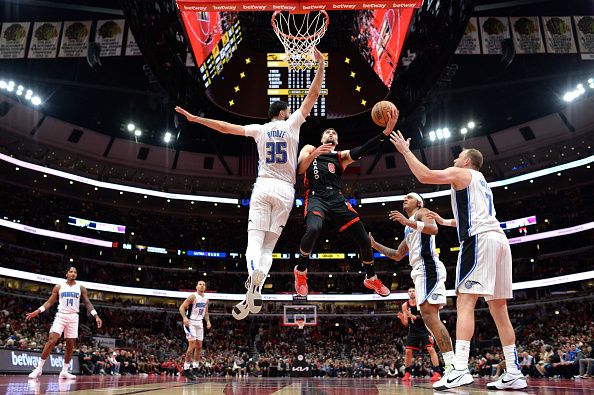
[244,109,305,185]
[57,282,81,314]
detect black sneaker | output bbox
[183,369,196,381]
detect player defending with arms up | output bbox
[293,109,398,297]
[390,131,526,391]
[369,193,453,381]
[26,266,103,379]
[179,280,211,380]
[176,48,325,320]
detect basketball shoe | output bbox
[433,364,473,391]
[486,371,527,390]
[28,367,42,379]
[430,371,442,382]
[293,266,308,296]
[402,372,411,381]
[59,371,76,379]
[247,269,265,314]
[363,275,390,296]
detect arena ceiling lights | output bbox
[361,153,594,205]
[0,79,42,105]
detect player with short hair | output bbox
[370,192,453,382]
[179,280,211,380]
[293,109,398,297]
[176,48,325,320]
[26,266,103,379]
[389,132,527,391]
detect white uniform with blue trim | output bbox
[244,109,305,235]
[404,214,447,306]
[50,281,81,338]
[184,292,208,341]
[451,169,512,300]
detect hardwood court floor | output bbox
[2,375,592,394]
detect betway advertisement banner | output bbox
[175,0,423,12]
[0,349,80,374]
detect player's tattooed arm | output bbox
[81,286,102,328]
[369,233,408,261]
[25,284,60,320]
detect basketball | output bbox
[371,100,397,127]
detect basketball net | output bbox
[296,318,306,330]
[271,11,329,70]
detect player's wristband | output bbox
[38,306,46,313]
[415,221,425,232]
[443,219,453,226]
[91,309,98,317]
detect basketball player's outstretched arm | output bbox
[296,143,334,174]
[298,47,325,117]
[390,131,471,189]
[388,208,438,235]
[174,106,246,136]
[25,284,60,321]
[425,211,457,227]
[369,232,408,261]
[81,285,103,328]
[179,294,196,327]
[339,108,398,168]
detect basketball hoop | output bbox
[271,10,329,70]
[295,318,306,330]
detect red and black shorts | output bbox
[304,192,360,232]
[405,330,435,351]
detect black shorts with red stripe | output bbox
[304,191,360,233]
[405,330,435,351]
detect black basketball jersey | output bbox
[304,151,343,192]
[407,302,428,334]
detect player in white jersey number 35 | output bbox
[175,47,325,321]
[25,266,103,379]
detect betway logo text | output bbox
[11,352,67,368]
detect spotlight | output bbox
[443,128,451,138]
[163,132,172,143]
[436,129,444,139]
[7,81,15,88]
[467,121,476,129]
[31,96,42,106]
[461,127,468,135]
[589,78,594,84]
[127,123,135,132]
[17,85,24,91]
[134,129,142,137]
[429,131,436,141]
[6,85,13,92]
[16,90,22,96]
[0,80,6,89]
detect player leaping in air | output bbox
[175,47,325,320]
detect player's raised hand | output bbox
[425,210,444,225]
[382,108,399,136]
[313,143,333,158]
[389,210,408,226]
[25,310,39,321]
[390,130,411,154]
[313,47,324,66]
[95,315,103,329]
[368,232,378,250]
[175,106,197,122]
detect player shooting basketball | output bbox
[293,108,398,297]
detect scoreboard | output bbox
[266,53,328,117]
[198,19,242,88]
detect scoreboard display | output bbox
[266,53,328,117]
[199,20,242,88]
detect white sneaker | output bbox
[232,298,250,320]
[433,365,474,391]
[486,371,527,390]
[246,270,264,314]
[28,368,42,379]
[59,371,76,379]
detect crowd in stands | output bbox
[0,288,592,379]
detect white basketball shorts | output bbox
[184,321,204,341]
[411,259,447,306]
[248,178,295,235]
[49,313,79,339]
[456,231,513,300]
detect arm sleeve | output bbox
[349,132,387,160]
[244,124,261,139]
[287,109,306,136]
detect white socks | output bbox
[503,344,521,374]
[183,362,191,370]
[38,359,46,370]
[192,361,199,369]
[443,351,455,367]
[454,340,471,370]
[245,230,265,277]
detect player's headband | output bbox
[406,192,424,208]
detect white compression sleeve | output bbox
[245,229,265,277]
